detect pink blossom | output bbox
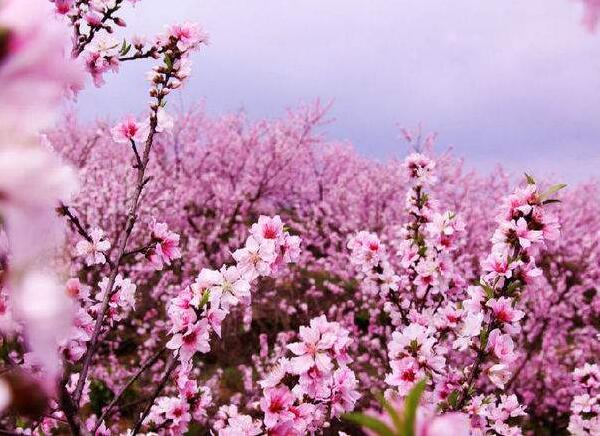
[84,50,119,88]
[388,323,434,360]
[110,116,148,144]
[481,251,514,281]
[85,12,102,27]
[166,319,210,362]
[486,297,524,325]
[287,319,337,373]
[404,152,437,185]
[281,234,302,264]
[487,329,517,364]
[94,274,137,318]
[75,228,111,266]
[488,363,512,389]
[51,0,74,15]
[205,265,251,311]
[65,278,90,301]
[162,22,208,52]
[329,367,360,416]
[218,414,263,436]
[385,357,424,395]
[232,235,276,279]
[206,308,227,338]
[148,220,182,270]
[259,360,290,389]
[162,397,192,427]
[347,230,386,271]
[512,217,543,249]
[167,289,198,333]
[453,312,483,351]
[251,215,285,243]
[260,386,295,429]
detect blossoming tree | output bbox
[0,0,598,435]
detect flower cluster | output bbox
[441,180,561,434]
[0,0,210,430]
[466,393,527,435]
[107,22,207,157]
[347,147,565,435]
[146,23,208,101]
[1,1,597,431]
[141,216,301,434]
[385,323,445,397]
[218,315,360,435]
[568,363,600,435]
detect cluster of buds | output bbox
[146,23,208,106]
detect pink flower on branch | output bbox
[148,220,182,270]
[166,319,210,362]
[287,316,338,374]
[111,116,148,144]
[75,228,111,266]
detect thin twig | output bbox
[58,203,115,269]
[74,0,125,56]
[72,66,174,413]
[131,354,179,435]
[94,346,166,432]
[58,379,85,436]
[130,139,143,169]
[119,50,156,62]
[58,203,92,243]
[73,114,159,405]
[123,241,156,259]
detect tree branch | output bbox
[131,354,179,435]
[94,346,166,432]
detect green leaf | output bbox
[524,173,536,185]
[402,379,427,436]
[119,39,131,56]
[199,290,210,309]
[343,412,396,436]
[375,392,404,432]
[447,390,460,409]
[479,281,495,299]
[541,183,567,201]
[505,279,522,296]
[89,379,115,417]
[479,328,489,349]
[164,54,173,69]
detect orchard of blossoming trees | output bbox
[0,0,599,435]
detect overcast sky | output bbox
[75,0,600,183]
